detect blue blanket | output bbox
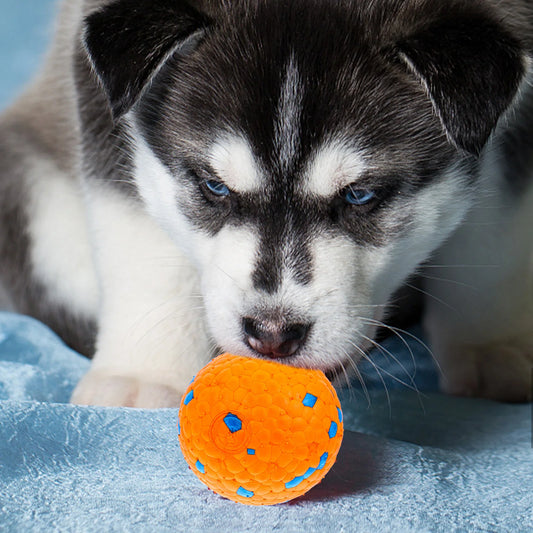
[0,312,531,532]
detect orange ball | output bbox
[178,353,343,505]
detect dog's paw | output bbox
[70,370,183,408]
[438,342,533,403]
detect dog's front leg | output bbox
[423,175,533,402]
[71,186,213,408]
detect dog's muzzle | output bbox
[242,317,311,359]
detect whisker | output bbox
[416,273,479,291]
[350,338,419,398]
[337,352,354,391]
[421,264,499,269]
[404,282,460,315]
[348,340,390,410]
[342,347,372,408]
[134,304,208,348]
[128,296,193,334]
[362,317,442,377]
[134,306,217,364]
[360,333,419,389]
[215,265,246,293]
[360,316,417,371]
[343,303,390,309]
[336,353,359,404]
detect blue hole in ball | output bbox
[237,487,254,498]
[223,413,243,433]
[183,390,194,406]
[302,393,318,408]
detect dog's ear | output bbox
[396,10,527,155]
[83,0,210,120]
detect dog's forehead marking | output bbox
[275,53,303,174]
[304,142,369,197]
[209,134,262,193]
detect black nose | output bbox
[243,318,311,359]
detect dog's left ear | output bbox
[396,10,527,155]
[83,0,211,120]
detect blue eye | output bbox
[204,180,230,197]
[344,187,376,206]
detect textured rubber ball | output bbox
[178,353,344,505]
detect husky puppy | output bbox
[0,0,532,406]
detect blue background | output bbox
[0,0,57,109]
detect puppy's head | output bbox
[81,0,528,373]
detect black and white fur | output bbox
[1,0,532,406]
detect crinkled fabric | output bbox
[0,312,531,532]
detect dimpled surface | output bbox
[178,354,344,505]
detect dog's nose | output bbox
[243,318,310,359]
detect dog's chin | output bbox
[218,341,330,371]
[213,320,375,380]
[324,363,349,383]
[225,341,368,386]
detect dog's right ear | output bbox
[83,0,211,120]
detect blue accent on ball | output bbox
[223,413,243,433]
[285,475,305,489]
[189,375,196,385]
[337,406,343,423]
[195,460,205,474]
[285,451,330,489]
[303,467,315,480]
[177,420,181,436]
[237,487,254,498]
[318,452,329,470]
[328,421,338,438]
[247,449,256,455]
[302,393,318,408]
[183,390,194,405]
